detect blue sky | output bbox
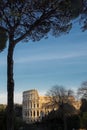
[0,23,87,104]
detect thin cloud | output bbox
[14,51,87,64]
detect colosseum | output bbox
[22,89,52,123]
[22,89,81,123]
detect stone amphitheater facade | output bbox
[22,89,81,123]
[22,89,52,123]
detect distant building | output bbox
[22,89,81,123]
[22,89,52,123]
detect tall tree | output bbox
[46,85,74,130]
[0,0,82,130]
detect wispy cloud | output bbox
[14,51,87,64]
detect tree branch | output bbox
[14,9,56,44]
[0,26,8,32]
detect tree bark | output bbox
[7,36,15,130]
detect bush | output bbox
[80,112,87,129]
[67,115,80,130]
[0,110,7,130]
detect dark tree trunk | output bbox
[7,36,15,130]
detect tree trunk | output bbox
[7,37,15,130]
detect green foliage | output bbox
[0,110,7,130]
[0,0,82,44]
[14,117,25,130]
[0,109,25,130]
[0,105,6,111]
[67,115,80,129]
[0,28,8,52]
[80,99,87,113]
[80,112,87,128]
[70,0,83,18]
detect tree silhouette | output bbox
[46,85,74,109]
[0,0,82,130]
[46,85,75,130]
